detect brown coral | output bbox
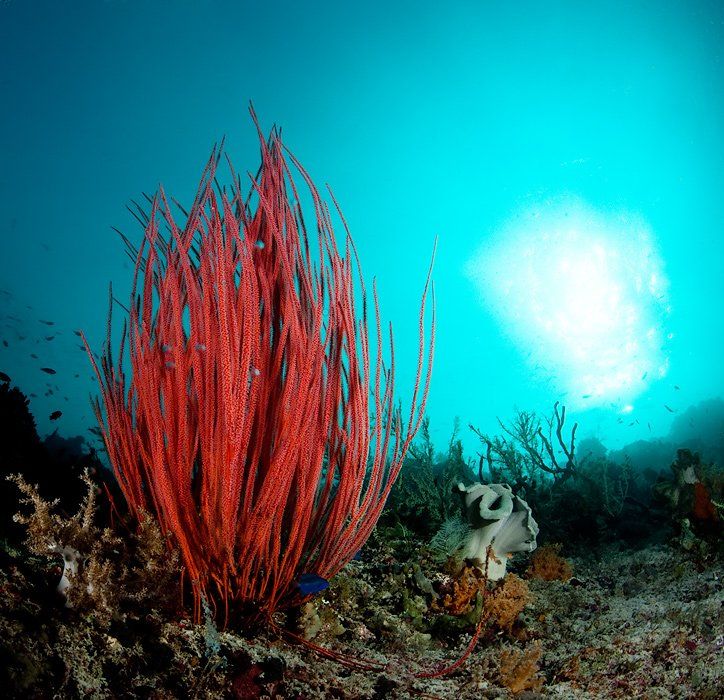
[432,564,486,615]
[485,574,532,632]
[499,641,544,694]
[432,566,531,637]
[526,543,573,582]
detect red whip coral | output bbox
[85,111,434,626]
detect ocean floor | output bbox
[2,533,721,699]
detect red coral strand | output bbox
[85,109,434,625]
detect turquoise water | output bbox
[1,0,723,455]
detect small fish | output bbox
[2,340,7,347]
[49,410,62,420]
[254,240,265,249]
[674,385,680,390]
[88,427,103,436]
[628,421,635,426]
[648,422,652,431]
[30,353,38,359]
[44,335,55,341]
[161,344,172,352]
[581,394,591,399]
[664,404,674,413]
[297,573,329,596]
[195,343,206,351]
[165,361,176,369]
[40,367,57,374]
[251,367,260,377]
[74,373,79,378]
[29,393,37,398]
[617,417,623,424]
[352,551,363,561]
[0,371,10,382]
[73,330,82,337]
[641,372,648,380]
[39,320,54,326]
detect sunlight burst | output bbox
[466,198,671,408]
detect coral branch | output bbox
[86,108,434,624]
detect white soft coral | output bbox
[457,482,539,580]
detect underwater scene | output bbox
[0,1,722,698]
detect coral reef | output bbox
[485,574,533,634]
[5,511,721,698]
